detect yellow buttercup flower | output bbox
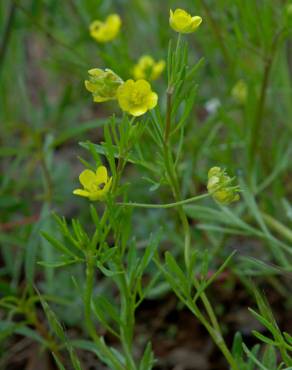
[133,55,165,81]
[169,9,202,33]
[89,14,121,43]
[73,166,112,201]
[207,167,240,205]
[85,68,123,102]
[231,80,248,104]
[117,79,158,117]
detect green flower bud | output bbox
[85,68,123,103]
[207,167,240,205]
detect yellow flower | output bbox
[207,167,240,205]
[89,14,121,43]
[117,79,158,117]
[73,166,112,201]
[169,9,202,33]
[133,55,165,81]
[231,80,248,104]
[85,68,123,102]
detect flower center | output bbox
[92,22,103,32]
[89,182,105,192]
[131,90,145,105]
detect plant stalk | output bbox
[84,252,124,370]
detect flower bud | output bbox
[207,167,240,205]
[85,68,123,102]
[231,80,248,105]
[89,14,121,43]
[169,9,202,33]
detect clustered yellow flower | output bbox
[85,68,123,102]
[85,69,158,117]
[207,167,240,205]
[133,55,165,81]
[89,14,121,43]
[169,9,202,33]
[78,8,205,202]
[117,79,158,117]
[73,166,112,201]
[231,80,248,104]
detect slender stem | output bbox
[112,116,135,192]
[164,33,181,142]
[198,0,231,66]
[164,36,191,266]
[163,138,191,268]
[175,33,182,61]
[40,154,53,203]
[161,33,239,370]
[119,275,137,370]
[27,309,63,363]
[248,30,282,177]
[164,87,173,142]
[118,192,210,209]
[84,252,124,370]
[84,253,95,337]
[261,212,292,244]
[191,302,240,370]
[0,2,17,71]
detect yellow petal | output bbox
[147,92,158,110]
[88,192,104,201]
[79,169,97,190]
[106,14,121,29]
[133,65,144,80]
[95,166,108,184]
[190,16,202,31]
[73,189,90,198]
[139,55,154,66]
[170,8,202,33]
[93,95,113,102]
[84,80,96,93]
[128,106,148,117]
[135,79,151,92]
[88,68,103,77]
[88,178,112,201]
[152,60,165,80]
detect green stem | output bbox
[84,253,124,370]
[0,2,16,72]
[112,116,135,192]
[118,192,210,209]
[164,143,191,268]
[248,30,282,177]
[164,87,173,142]
[198,0,231,66]
[261,212,292,244]
[165,33,181,142]
[40,153,53,203]
[84,254,95,337]
[27,308,63,363]
[161,44,239,369]
[192,303,240,370]
[119,275,137,370]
